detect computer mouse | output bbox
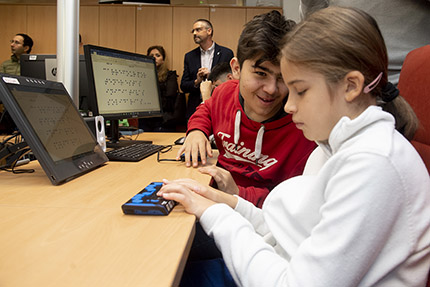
[180,153,201,162]
[174,136,186,145]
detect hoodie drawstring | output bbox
[234,110,241,150]
[233,110,265,165]
[255,125,265,164]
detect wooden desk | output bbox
[0,133,214,287]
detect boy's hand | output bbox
[176,130,213,167]
[200,80,213,102]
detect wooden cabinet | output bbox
[0,3,281,80]
[27,5,57,54]
[80,5,100,47]
[136,6,173,67]
[99,5,136,53]
[209,7,247,57]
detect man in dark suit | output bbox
[181,19,234,120]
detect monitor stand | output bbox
[106,119,152,148]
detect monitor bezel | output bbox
[20,54,55,80]
[0,73,108,185]
[83,44,163,120]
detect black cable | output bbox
[0,132,34,174]
[0,109,5,126]
[1,131,20,146]
[157,145,178,162]
[0,148,34,174]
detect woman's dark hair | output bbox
[147,45,168,82]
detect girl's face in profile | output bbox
[281,58,348,142]
[149,49,164,68]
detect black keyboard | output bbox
[105,143,165,162]
[122,182,177,215]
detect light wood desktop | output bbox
[0,132,216,287]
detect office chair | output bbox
[397,45,430,287]
[397,45,430,174]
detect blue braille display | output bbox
[121,182,177,216]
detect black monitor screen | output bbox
[20,54,90,111]
[0,74,108,185]
[84,45,162,120]
[12,87,94,162]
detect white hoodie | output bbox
[200,106,430,287]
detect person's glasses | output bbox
[191,27,206,34]
[10,40,23,45]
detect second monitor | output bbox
[83,45,163,147]
[20,54,90,111]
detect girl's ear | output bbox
[230,57,241,79]
[344,71,365,102]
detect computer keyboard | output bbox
[122,182,177,215]
[105,143,166,162]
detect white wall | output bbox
[283,0,300,22]
[243,0,300,22]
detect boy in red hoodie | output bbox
[177,11,316,207]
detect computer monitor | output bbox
[0,73,108,185]
[84,44,162,147]
[20,54,90,111]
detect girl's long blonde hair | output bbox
[282,6,418,140]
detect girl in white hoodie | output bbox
[159,7,430,287]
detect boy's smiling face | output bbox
[237,58,289,123]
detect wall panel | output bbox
[209,7,246,55]
[80,5,100,47]
[136,6,173,69]
[99,5,135,53]
[0,5,28,62]
[0,4,282,80]
[26,5,56,54]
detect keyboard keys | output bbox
[105,143,165,162]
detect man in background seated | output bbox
[0,33,33,134]
[0,33,33,76]
[200,62,234,102]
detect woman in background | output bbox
[139,45,179,132]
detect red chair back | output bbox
[397,45,430,174]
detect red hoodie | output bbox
[188,80,316,207]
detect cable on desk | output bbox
[0,132,34,174]
[157,145,179,162]
[0,147,34,173]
